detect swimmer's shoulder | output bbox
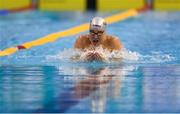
[104,35,122,50]
[74,34,91,49]
[105,34,119,40]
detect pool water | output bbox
[0,11,180,113]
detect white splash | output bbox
[139,51,175,63]
[46,47,175,64]
[46,46,140,63]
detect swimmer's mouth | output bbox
[92,39,99,44]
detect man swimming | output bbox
[74,17,122,61]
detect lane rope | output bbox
[0,9,139,57]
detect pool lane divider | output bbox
[0,6,149,57]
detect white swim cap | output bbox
[90,17,107,32]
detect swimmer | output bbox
[74,17,122,61]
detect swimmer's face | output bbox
[89,29,104,45]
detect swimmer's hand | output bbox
[71,50,106,62]
[85,52,105,61]
[71,53,103,61]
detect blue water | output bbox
[0,11,180,113]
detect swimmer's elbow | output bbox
[74,38,81,49]
[113,38,122,50]
[74,44,83,50]
[74,36,85,49]
[74,43,79,49]
[117,42,123,50]
[74,42,84,51]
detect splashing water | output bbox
[46,46,175,64]
[138,51,175,63]
[46,46,139,63]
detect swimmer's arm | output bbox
[73,36,90,60]
[74,37,82,49]
[72,39,82,60]
[74,35,86,50]
[109,37,123,61]
[112,37,122,50]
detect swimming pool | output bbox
[0,11,180,113]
